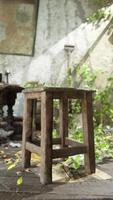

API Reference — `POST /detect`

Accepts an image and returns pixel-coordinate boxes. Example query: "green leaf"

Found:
[17,176,23,185]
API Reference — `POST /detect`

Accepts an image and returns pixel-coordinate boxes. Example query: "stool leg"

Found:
[82,92,95,174]
[22,97,32,168]
[59,97,68,147]
[40,92,53,184]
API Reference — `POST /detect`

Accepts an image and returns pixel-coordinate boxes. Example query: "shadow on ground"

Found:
[1,144,113,199]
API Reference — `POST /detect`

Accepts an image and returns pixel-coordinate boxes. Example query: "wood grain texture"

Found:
[26,141,41,155]
[52,146,87,159]
[40,91,53,184]
[22,87,95,184]
[82,91,95,174]
[22,96,32,168]
[59,96,68,147]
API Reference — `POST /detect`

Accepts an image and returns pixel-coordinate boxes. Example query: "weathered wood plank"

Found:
[52,146,87,159]
[59,97,68,147]
[22,88,95,184]
[24,87,94,99]
[26,141,41,155]
[31,137,61,146]
[22,96,32,168]
[32,99,37,133]
[23,90,41,99]
[52,137,61,145]
[65,138,86,147]
[24,87,93,93]
[52,91,84,99]
[82,91,95,174]
[40,91,53,184]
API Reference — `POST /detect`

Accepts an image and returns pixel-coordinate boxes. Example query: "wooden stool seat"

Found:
[22,87,95,184]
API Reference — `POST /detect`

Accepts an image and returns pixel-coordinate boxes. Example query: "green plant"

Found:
[64,64,97,89]
[24,81,45,89]
[64,155,82,171]
[94,124,113,161]
[94,76,113,125]
[61,64,113,173]
[87,9,108,23]
[92,0,113,6]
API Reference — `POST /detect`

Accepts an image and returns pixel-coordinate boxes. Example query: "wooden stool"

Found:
[22,87,95,184]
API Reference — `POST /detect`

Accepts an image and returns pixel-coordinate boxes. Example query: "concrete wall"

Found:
[0,0,37,55]
[0,0,113,115]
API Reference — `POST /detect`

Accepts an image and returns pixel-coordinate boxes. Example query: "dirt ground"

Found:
[0,142,113,200]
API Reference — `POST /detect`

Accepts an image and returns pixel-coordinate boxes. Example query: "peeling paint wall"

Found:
[0,0,37,55]
[0,0,113,115]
